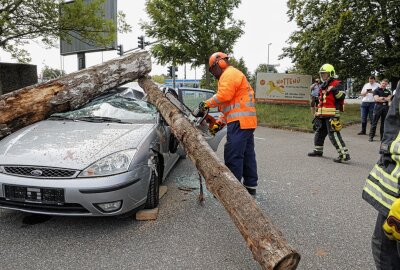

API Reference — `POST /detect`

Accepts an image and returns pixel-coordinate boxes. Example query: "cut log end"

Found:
[274,253,301,270]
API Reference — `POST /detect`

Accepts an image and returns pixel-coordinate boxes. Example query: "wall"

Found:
[0,63,38,95]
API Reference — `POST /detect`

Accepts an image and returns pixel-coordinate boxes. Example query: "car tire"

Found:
[144,169,160,209]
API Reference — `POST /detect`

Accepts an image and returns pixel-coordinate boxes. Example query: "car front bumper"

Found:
[0,165,152,216]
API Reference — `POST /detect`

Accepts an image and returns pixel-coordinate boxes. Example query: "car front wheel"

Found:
[144,169,160,209]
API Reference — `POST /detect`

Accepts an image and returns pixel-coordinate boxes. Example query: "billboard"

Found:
[60,0,117,56]
[255,73,312,104]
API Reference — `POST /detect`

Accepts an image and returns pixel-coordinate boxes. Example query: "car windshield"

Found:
[50,88,157,124]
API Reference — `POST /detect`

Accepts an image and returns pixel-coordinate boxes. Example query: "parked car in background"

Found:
[0,82,226,217]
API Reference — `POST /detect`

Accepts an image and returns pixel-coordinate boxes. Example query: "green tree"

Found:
[281,0,400,89]
[41,65,66,81]
[249,63,278,88]
[141,0,244,87]
[0,0,131,63]
[151,74,165,85]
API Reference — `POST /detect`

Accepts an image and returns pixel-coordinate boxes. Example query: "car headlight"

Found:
[78,149,137,177]
[0,166,4,174]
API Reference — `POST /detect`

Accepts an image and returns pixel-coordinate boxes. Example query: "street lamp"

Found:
[267,43,272,73]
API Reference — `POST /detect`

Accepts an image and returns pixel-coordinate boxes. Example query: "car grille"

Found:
[0,199,89,214]
[3,166,78,178]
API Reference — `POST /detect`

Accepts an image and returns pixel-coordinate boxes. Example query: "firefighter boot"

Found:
[333,154,351,163]
[307,151,323,157]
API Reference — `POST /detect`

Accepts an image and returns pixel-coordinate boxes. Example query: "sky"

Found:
[0,1,297,80]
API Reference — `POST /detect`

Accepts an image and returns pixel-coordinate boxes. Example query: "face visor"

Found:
[208,59,225,79]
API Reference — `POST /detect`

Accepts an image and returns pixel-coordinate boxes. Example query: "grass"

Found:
[256,103,361,132]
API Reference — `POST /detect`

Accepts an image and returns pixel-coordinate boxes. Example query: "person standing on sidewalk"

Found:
[358,75,380,135]
[369,79,392,142]
[201,52,258,196]
[310,78,321,115]
[307,63,350,163]
[362,87,400,269]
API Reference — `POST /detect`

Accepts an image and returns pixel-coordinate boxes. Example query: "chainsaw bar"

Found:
[165,92,198,123]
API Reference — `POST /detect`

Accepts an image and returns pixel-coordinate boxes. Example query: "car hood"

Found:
[0,120,155,170]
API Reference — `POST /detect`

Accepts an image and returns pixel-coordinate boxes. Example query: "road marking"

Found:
[254,137,266,140]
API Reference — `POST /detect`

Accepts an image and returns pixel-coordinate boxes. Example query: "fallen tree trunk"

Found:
[0,51,151,140]
[139,77,300,270]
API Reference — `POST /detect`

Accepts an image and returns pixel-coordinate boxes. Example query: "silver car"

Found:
[0,82,226,216]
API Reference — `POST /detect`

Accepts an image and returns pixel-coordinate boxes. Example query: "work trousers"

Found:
[370,104,389,141]
[372,213,400,270]
[360,102,375,133]
[224,121,258,188]
[313,117,349,158]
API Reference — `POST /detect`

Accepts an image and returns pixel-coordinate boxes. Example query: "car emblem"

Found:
[30,169,43,176]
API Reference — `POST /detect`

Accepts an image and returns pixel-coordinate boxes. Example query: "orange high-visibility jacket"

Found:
[205,66,257,129]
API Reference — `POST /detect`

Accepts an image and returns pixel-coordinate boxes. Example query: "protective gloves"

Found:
[198,101,209,111]
[329,117,342,132]
[383,198,400,241]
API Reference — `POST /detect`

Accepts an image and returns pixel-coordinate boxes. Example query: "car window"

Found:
[51,89,157,124]
[180,89,218,113]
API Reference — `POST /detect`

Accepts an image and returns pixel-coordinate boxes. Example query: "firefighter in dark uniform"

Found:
[307,64,350,163]
[362,82,400,269]
[369,79,392,142]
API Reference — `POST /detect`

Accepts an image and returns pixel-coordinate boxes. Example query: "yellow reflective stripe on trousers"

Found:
[226,111,257,121]
[333,132,346,156]
[370,164,399,193]
[364,179,397,210]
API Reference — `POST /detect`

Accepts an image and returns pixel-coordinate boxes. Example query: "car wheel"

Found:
[144,169,160,209]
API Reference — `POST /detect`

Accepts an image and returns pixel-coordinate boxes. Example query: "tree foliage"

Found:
[0,0,131,63]
[281,0,400,89]
[41,65,66,81]
[249,63,278,88]
[141,0,244,87]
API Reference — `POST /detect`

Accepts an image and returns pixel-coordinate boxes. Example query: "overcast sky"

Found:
[0,1,297,79]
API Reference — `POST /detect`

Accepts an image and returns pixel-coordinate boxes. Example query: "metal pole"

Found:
[267,43,272,73]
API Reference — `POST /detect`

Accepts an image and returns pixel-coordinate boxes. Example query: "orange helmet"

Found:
[209,52,229,69]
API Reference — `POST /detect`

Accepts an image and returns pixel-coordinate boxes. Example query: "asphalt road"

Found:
[0,123,381,270]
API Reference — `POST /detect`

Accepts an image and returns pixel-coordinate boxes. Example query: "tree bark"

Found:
[138,77,301,270]
[0,51,151,140]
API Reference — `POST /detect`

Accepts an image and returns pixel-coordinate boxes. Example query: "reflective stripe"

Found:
[391,134,400,162]
[226,111,257,120]
[390,133,400,178]
[335,91,345,99]
[333,132,346,156]
[212,95,222,105]
[364,179,397,210]
[222,102,255,114]
[222,103,240,113]
[370,164,399,193]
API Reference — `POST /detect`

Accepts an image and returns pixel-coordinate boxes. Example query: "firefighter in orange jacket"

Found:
[201,52,258,196]
[308,64,350,163]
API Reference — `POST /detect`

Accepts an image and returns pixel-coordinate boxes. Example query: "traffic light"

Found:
[138,36,145,49]
[167,66,173,77]
[117,44,124,56]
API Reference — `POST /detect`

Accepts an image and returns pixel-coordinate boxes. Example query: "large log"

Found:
[138,77,300,270]
[0,51,151,140]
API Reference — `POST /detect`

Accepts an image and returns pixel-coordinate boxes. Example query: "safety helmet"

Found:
[209,52,229,70]
[319,64,336,78]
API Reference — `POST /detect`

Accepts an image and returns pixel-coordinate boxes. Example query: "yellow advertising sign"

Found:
[255,73,312,104]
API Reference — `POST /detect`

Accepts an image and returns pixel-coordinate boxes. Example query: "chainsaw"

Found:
[164,89,225,136]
